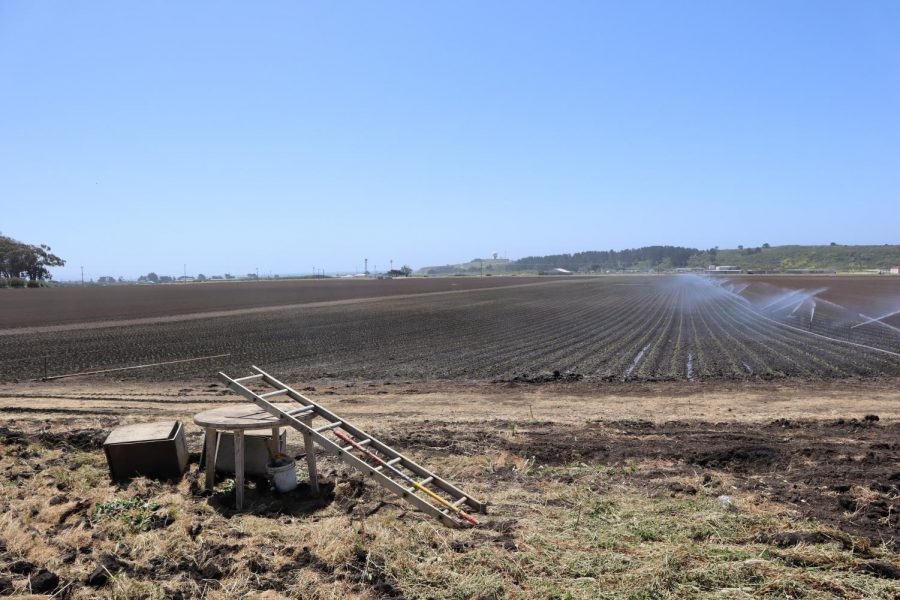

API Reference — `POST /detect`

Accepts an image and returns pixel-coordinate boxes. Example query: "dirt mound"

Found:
[508,370,584,384]
[0,426,107,450]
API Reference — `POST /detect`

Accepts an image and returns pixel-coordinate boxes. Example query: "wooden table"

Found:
[194,403,318,509]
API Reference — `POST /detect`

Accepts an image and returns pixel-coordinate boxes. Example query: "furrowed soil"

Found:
[2,275,899,383]
[1,275,899,597]
[0,276,554,329]
[0,379,898,598]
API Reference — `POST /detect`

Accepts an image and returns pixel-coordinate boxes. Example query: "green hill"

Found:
[419,245,900,274]
[418,258,513,275]
[687,244,900,271]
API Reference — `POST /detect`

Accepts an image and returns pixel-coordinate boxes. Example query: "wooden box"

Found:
[103,421,188,482]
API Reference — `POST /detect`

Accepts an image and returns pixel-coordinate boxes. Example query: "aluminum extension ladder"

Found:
[219,366,486,528]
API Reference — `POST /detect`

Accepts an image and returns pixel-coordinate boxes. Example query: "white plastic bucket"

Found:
[266,459,298,493]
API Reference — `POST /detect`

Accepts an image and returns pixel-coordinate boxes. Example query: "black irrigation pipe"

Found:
[34,353,231,381]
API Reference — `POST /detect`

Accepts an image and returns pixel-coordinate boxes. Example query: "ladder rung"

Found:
[287,406,314,417]
[234,374,264,383]
[314,421,342,433]
[441,500,465,514]
[259,389,288,399]
[374,457,402,472]
[341,439,371,451]
[419,476,434,486]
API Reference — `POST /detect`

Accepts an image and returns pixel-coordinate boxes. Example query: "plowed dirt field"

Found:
[1,275,899,383]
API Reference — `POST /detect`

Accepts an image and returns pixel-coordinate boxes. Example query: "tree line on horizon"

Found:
[510,246,700,271]
[428,243,899,273]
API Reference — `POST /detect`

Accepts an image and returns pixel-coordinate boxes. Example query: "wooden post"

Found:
[204,428,218,490]
[270,426,281,454]
[302,416,319,495]
[234,430,245,510]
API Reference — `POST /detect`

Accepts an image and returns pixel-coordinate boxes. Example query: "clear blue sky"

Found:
[1,2,898,279]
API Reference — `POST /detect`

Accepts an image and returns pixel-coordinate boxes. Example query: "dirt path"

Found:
[2,377,898,424]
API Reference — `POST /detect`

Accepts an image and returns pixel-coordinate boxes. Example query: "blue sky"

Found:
[1,2,898,279]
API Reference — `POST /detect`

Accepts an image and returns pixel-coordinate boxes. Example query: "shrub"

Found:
[8,277,26,288]
[26,279,40,288]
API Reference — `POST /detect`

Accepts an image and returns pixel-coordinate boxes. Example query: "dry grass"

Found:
[0,379,898,597]
[1,435,897,599]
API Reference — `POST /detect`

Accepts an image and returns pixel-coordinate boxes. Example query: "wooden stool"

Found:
[193,404,319,509]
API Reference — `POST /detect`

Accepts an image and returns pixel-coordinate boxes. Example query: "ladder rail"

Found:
[250,366,486,513]
[334,429,478,525]
[218,371,471,528]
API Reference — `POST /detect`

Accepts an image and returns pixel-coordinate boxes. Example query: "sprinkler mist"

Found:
[625,344,649,378]
[852,308,900,331]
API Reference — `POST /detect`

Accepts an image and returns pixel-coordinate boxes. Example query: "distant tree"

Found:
[225,273,235,280]
[0,234,65,281]
[400,265,413,277]
[197,274,207,282]
[737,245,744,250]
[830,242,837,246]
[762,242,770,249]
[146,272,159,283]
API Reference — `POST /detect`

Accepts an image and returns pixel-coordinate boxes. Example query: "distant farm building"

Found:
[891,266,900,275]
[553,268,574,274]
[706,266,742,274]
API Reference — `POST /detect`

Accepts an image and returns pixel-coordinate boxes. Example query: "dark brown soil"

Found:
[382,417,900,544]
[3,276,899,383]
[0,276,554,329]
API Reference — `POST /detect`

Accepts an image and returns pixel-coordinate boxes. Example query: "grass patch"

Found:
[94,497,163,533]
